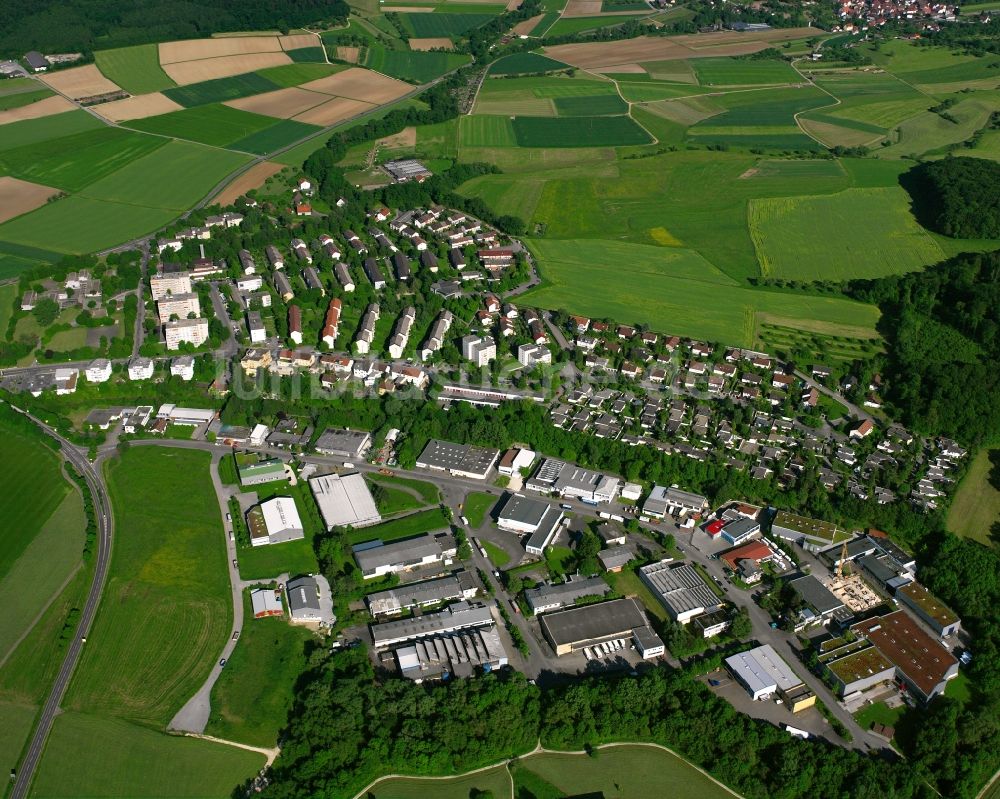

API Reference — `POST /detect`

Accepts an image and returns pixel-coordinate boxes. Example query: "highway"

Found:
[8,408,114,799]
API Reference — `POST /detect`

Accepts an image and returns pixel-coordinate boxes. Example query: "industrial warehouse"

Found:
[539,598,664,659]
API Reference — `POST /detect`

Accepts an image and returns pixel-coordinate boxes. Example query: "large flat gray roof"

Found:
[314,428,371,457]
[540,597,648,647]
[525,576,610,612]
[639,561,719,618]
[790,574,845,615]
[498,493,549,526]
[725,644,803,695]
[416,439,499,476]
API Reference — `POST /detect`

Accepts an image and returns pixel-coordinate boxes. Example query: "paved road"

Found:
[9,408,114,799]
[208,282,239,358]
[794,369,872,422]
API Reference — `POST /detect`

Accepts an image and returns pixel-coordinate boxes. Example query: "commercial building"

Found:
[235,452,287,486]
[371,601,493,648]
[366,571,477,616]
[721,516,761,545]
[395,626,508,682]
[789,575,852,628]
[498,447,536,477]
[416,439,499,480]
[851,610,960,701]
[313,428,372,460]
[818,639,896,697]
[526,458,620,504]
[639,560,720,624]
[598,546,634,573]
[539,597,663,658]
[155,404,215,426]
[895,583,961,637]
[286,575,335,627]
[309,472,382,530]
[772,511,847,549]
[247,497,305,546]
[720,540,776,572]
[642,486,707,518]
[383,159,432,182]
[250,588,283,618]
[353,534,449,580]
[496,493,564,555]
[164,318,209,350]
[725,644,816,712]
[525,576,610,615]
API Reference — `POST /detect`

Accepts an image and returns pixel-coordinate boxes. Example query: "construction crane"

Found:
[836,540,849,579]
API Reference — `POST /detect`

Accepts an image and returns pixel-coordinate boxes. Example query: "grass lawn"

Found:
[947,450,1000,546]
[520,744,736,798]
[0,282,16,332]
[348,507,451,545]
[748,187,945,281]
[94,44,176,94]
[463,491,496,527]
[482,539,511,568]
[32,711,264,798]
[369,765,512,799]
[66,447,232,726]
[545,545,575,576]
[945,671,973,704]
[605,565,669,621]
[372,480,426,515]
[854,700,906,732]
[370,474,440,506]
[206,592,314,747]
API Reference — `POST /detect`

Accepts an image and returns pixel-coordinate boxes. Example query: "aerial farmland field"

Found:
[65,447,231,727]
[489,52,570,75]
[512,115,651,146]
[691,56,801,86]
[364,46,470,82]
[126,103,280,147]
[460,114,517,146]
[33,711,264,799]
[94,43,177,94]
[749,186,945,281]
[397,12,497,37]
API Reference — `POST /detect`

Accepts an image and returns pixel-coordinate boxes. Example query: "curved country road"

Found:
[8,406,114,799]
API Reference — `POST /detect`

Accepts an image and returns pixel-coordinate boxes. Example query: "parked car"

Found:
[219,658,227,667]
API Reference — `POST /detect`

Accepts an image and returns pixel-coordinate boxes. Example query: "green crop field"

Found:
[0,88,53,111]
[460,114,517,146]
[0,195,178,254]
[0,427,68,583]
[513,115,651,146]
[947,450,1000,547]
[94,44,176,94]
[692,57,801,86]
[520,238,879,346]
[554,93,628,116]
[206,593,314,747]
[126,103,280,148]
[0,126,167,192]
[544,15,647,37]
[163,71,282,108]
[749,186,945,280]
[364,45,470,83]
[287,46,328,63]
[229,118,322,154]
[397,12,497,38]
[256,62,346,87]
[33,711,264,798]
[65,447,232,726]
[489,52,569,75]
[530,11,560,35]
[618,81,705,102]
[691,86,829,127]
[75,139,249,210]
[0,110,104,152]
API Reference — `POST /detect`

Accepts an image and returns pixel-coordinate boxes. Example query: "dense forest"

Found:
[847,249,1000,445]
[0,0,348,57]
[905,157,1000,239]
